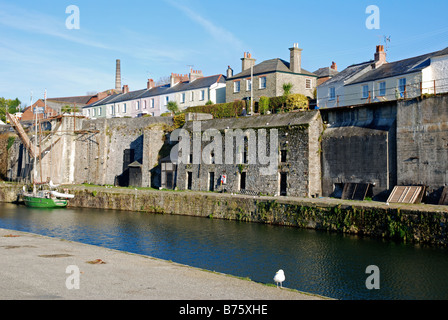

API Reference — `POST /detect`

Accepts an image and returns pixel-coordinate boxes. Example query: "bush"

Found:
[286,94,309,111]
[185,100,247,118]
[173,113,185,128]
[259,96,270,114]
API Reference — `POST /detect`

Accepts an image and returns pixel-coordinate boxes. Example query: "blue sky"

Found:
[1,0,448,107]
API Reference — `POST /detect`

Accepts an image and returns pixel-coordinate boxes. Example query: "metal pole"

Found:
[250,64,254,115]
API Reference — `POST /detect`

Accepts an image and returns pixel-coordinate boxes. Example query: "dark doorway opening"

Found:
[187,172,193,190]
[280,173,287,196]
[240,172,246,190]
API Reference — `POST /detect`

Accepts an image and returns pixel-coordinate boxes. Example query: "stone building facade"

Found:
[174,111,323,198]
[225,45,318,106]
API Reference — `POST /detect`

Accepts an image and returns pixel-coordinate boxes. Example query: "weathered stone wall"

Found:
[176,111,322,197]
[3,183,445,246]
[74,116,173,187]
[397,95,448,203]
[320,102,397,200]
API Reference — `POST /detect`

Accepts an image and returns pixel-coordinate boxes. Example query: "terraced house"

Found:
[225,44,318,106]
[317,45,448,108]
[83,71,226,119]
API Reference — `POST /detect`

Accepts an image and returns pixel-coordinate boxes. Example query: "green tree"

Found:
[0,97,21,122]
[166,101,179,115]
[282,82,293,96]
[281,83,293,111]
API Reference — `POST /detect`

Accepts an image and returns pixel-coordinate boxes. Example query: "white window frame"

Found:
[362,85,369,99]
[200,90,205,101]
[122,103,127,113]
[165,96,169,105]
[329,87,335,100]
[151,99,155,108]
[136,101,140,111]
[306,78,312,89]
[180,92,186,103]
[246,79,252,91]
[259,76,267,89]
[378,81,386,96]
[399,78,406,96]
[190,91,194,102]
[234,81,241,93]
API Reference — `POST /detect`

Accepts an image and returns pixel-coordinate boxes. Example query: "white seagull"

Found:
[274,269,285,288]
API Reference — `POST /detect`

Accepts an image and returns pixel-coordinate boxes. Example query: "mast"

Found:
[32,92,37,195]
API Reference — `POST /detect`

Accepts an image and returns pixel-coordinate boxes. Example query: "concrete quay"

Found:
[0,228,328,301]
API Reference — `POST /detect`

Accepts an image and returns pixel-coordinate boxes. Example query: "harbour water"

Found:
[0,202,447,300]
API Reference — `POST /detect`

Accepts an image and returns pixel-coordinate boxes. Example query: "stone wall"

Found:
[2,183,446,246]
[320,102,397,200]
[397,95,448,203]
[175,111,323,197]
[74,116,173,187]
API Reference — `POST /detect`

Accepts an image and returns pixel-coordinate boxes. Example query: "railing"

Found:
[318,77,448,108]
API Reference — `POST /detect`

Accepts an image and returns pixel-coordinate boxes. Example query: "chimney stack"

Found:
[189,69,204,82]
[147,79,155,90]
[374,45,386,68]
[122,85,129,94]
[170,73,189,87]
[289,43,302,73]
[227,66,233,78]
[115,59,122,92]
[331,61,337,71]
[241,52,256,71]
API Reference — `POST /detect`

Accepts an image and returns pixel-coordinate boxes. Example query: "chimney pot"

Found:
[331,61,337,71]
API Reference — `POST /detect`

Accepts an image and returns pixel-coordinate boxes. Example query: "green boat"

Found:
[23,190,69,208]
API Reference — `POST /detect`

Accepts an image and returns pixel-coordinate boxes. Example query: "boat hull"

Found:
[23,196,68,208]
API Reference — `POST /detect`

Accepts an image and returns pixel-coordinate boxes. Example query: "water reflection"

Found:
[0,203,447,300]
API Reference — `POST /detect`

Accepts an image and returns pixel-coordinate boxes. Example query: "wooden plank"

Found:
[438,187,448,205]
[387,186,424,204]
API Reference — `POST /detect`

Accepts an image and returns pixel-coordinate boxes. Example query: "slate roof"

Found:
[321,61,373,86]
[313,67,339,78]
[84,75,225,108]
[347,46,448,85]
[229,58,317,80]
[349,53,432,85]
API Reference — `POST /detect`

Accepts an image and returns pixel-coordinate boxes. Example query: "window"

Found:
[280,150,287,163]
[190,91,194,102]
[399,78,406,96]
[151,99,154,108]
[180,93,185,103]
[329,87,335,100]
[136,101,140,111]
[97,108,101,116]
[165,96,169,105]
[92,109,96,117]
[306,78,312,89]
[378,81,386,96]
[362,85,369,99]
[122,103,127,113]
[200,90,205,101]
[246,79,252,91]
[110,106,114,115]
[259,76,267,89]
[234,81,241,93]
[143,100,147,109]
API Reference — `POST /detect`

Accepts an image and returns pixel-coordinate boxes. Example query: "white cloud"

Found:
[164,0,245,51]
